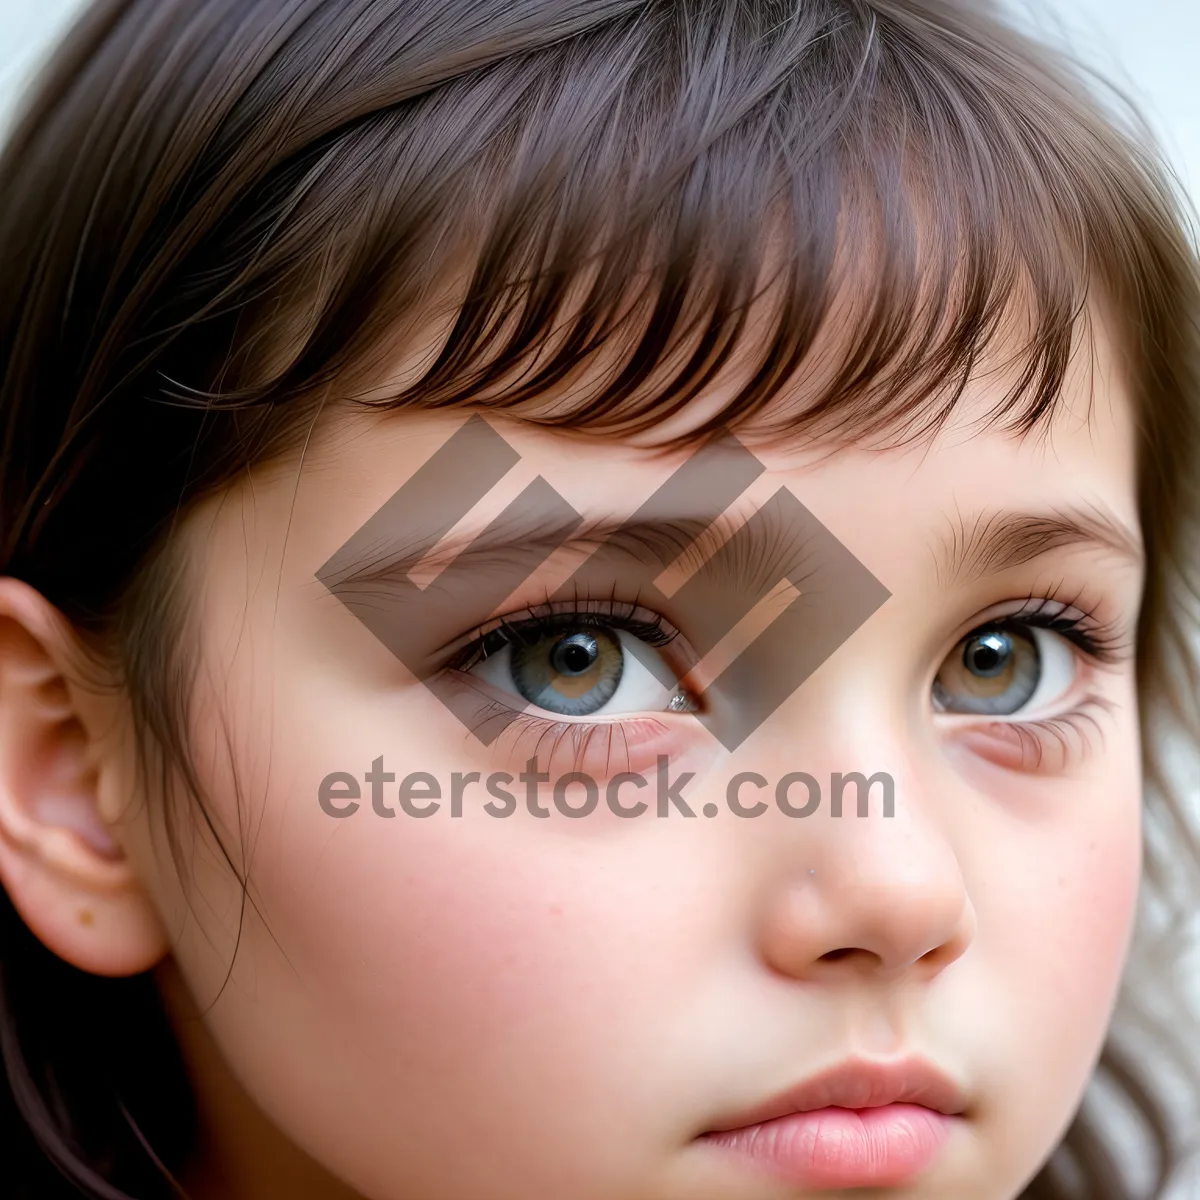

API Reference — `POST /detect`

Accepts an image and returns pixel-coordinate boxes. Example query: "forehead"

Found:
[302,300,1137,523]
[748,307,1137,519]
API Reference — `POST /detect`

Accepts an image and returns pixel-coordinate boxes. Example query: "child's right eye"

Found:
[458,606,699,721]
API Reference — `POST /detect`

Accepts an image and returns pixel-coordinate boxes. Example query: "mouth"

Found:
[697,1056,969,1191]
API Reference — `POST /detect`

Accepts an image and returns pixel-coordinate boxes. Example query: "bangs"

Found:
[163,0,1174,454]
[41,0,1180,476]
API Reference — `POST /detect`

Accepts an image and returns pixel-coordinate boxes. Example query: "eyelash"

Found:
[446,596,680,674]
[985,697,1119,772]
[979,587,1130,666]
[441,584,1131,767]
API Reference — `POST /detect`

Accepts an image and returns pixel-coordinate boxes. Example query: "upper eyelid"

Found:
[979,600,1132,664]
[443,599,685,670]
[956,579,1131,639]
[451,592,1131,655]
[445,584,1133,687]
[454,598,680,646]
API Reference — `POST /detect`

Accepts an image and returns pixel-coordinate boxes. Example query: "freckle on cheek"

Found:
[78,910,94,926]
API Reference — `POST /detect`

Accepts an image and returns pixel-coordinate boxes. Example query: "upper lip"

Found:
[705,1057,968,1133]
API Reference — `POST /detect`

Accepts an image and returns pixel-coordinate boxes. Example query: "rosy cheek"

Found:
[941,711,1142,1076]
[1025,808,1140,999]
[281,832,564,1034]
[261,810,671,1092]
[1031,837,1140,1071]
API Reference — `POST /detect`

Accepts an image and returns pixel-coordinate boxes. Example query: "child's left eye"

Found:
[932,622,1076,717]
[464,613,693,719]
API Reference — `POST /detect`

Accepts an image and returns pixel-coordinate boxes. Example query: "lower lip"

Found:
[700,1104,957,1190]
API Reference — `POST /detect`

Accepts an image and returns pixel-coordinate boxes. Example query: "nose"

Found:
[757,762,976,983]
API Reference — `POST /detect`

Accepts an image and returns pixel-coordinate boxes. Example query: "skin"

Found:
[0,312,1144,1200]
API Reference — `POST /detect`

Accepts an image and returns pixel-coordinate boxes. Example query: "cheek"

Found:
[942,675,1144,1019]
[161,669,726,1199]
[993,803,1140,1048]
[964,716,1143,1172]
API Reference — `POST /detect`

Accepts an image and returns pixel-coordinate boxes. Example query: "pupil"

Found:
[551,632,598,676]
[966,631,1010,677]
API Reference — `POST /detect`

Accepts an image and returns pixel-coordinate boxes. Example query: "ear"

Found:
[0,576,169,976]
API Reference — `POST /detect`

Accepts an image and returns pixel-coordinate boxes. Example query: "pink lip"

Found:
[698,1057,968,1191]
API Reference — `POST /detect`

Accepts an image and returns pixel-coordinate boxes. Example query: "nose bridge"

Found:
[753,694,976,979]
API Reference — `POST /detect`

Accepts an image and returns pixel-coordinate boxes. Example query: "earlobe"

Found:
[0,577,169,977]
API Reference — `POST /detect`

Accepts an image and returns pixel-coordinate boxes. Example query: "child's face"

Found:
[116,319,1142,1199]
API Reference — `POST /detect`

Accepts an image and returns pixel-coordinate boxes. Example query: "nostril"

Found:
[819,947,858,962]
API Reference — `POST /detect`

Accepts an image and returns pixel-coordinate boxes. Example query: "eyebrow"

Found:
[319,508,814,596]
[320,496,1142,603]
[932,503,1144,588]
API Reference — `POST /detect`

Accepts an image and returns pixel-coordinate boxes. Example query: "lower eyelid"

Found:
[436,669,689,777]
[949,699,1115,773]
[447,665,679,726]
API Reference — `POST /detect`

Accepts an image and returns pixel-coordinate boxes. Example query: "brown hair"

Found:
[1,0,1198,1196]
